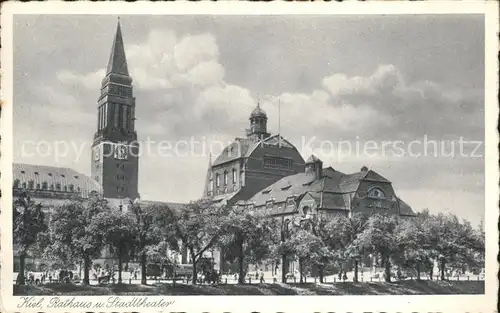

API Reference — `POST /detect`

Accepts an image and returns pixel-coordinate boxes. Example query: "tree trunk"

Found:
[17,253,26,285]
[140,252,147,285]
[416,263,421,280]
[281,254,287,283]
[83,255,91,285]
[384,257,391,283]
[190,249,197,285]
[319,266,324,283]
[237,236,245,284]
[440,259,446,281]
[429,267,433,280]
[299,258,304,284]
[118,254,123,284]
[354,260,359,282]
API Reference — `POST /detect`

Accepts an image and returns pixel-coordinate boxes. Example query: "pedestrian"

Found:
[343,272,347,282]
[260,270,265,283]
[255,271,259,280]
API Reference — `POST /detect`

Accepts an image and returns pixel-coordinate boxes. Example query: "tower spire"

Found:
[106,19,129,76]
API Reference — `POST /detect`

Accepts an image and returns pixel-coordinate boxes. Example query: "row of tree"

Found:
[13,191,484,285]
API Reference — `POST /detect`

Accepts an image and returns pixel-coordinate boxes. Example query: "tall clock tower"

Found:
[91,20,140,200]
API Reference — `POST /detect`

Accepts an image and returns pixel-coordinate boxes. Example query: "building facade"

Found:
[13,21,414,275]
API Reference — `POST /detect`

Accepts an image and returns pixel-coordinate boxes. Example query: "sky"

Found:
[13,14,485,226]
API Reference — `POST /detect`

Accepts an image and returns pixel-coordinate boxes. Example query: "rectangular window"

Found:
[224,171,228,185]
[42,182,48,190]
[98,107,102,130]
[240,171,245,187]
[263,156,292,170]
[104,103,108,128]
[123,106,128,130]
[216,173,220,188]
[56,183,61,191]
[232,169,237,184]
[113,103,119,127]
[28,180,34,189]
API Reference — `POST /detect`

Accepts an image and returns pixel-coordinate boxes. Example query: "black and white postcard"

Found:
[1,2,498,312]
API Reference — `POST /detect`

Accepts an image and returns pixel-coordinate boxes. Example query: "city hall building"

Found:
[13,21,414,274]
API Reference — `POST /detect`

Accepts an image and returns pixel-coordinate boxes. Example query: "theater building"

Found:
[13,21,414,275]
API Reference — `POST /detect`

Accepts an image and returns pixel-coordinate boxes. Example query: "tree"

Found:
[89,208,138,284]
[166,200,225,284]
[286,225,329,283]
[394,213,433,280]
[13,192,47,285]
[129,201,177,285]
[222,208,278,284]
[354,214,398,282]
[319,213,367,283]
[45,193,107,285]
[422,213,476,280]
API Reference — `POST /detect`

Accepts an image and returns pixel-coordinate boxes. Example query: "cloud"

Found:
[57,69,106,90]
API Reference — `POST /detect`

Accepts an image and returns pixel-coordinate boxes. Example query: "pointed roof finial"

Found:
[106,18,129,76]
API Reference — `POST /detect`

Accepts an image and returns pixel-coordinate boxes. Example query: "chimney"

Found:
[305,155,323,180]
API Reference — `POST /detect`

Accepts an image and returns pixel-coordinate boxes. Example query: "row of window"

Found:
[13,179,81,193]
[263,156,293,170]
[208,169,244,195]
[18,170,78,179]
[97,102,132,131]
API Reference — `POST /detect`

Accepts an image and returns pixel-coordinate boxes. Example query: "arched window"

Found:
[69,184,74,192]
[42,181,48,190]
[215,173,220,188]
[368,187,385,198]
[56,183,61,191]
[302,206,310,217]
[13,179,20,189]
[63,185,67,192]
[22,182,27,189]
[50,184,54,191]
[232,169,237,184]
[223,171,228,186]
[28,180,34,189]
[36,183,40,189]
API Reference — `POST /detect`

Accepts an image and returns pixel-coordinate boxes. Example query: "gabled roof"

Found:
[106,20,129,76]
[306,154,322,163]
[397,197,416,216]
[250,172,319,207]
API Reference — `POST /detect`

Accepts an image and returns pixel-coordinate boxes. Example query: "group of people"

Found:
[232,269,266,283]
[18,269,75,285]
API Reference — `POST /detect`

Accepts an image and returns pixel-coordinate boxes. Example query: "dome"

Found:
[250,103,267,118]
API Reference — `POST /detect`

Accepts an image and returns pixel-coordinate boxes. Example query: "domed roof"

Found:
[250,103,267,118]
[13,163,103,198]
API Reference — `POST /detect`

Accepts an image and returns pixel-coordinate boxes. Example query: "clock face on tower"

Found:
[114,144,128,160]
